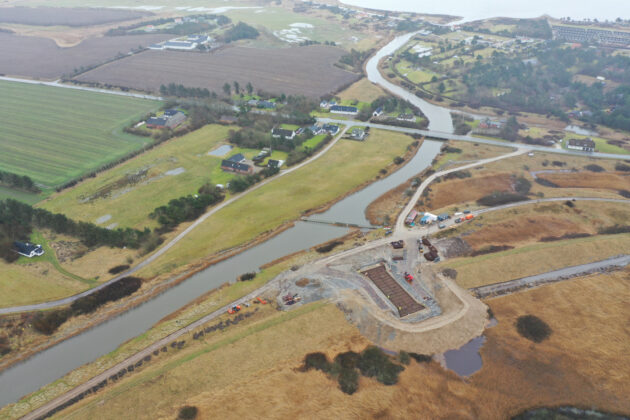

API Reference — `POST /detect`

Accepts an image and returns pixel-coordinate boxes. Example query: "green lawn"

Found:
[0,80,160,188]
[301,134,327,149]
[43,125,233,230]
[0,185,43,205]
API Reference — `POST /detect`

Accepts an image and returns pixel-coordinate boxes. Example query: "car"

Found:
[454,218,462,223]
[463,210,471,214]
[438,223,446,229]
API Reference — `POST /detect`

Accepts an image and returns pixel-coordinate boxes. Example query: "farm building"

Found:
[330,105,358,114]
[272,127,296,139]
[268,159,284,168]
[146,110,186,129]
[567,138,595,152]
[221,153,253,174]
[13,241,44,258]
[163,40,197,50]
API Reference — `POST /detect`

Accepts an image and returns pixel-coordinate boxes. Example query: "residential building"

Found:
[13,241,44,258]
[372,106,383,117]
[330,105,358,114]
[272,128,296,139]
[350,128,367,141]
[567,138,595,152]
[268,159,284,168]
[163,40,197,50]
[396,113,415,122]
[221,153,252,174]
[146,110,186,129]
[322,124,339,135]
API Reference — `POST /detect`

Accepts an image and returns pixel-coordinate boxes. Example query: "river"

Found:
[0,143,444,405]
[340,0,628,22]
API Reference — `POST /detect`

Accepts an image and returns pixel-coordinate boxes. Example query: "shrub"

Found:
[470,245,514,256]
[71,277,142,315]
[618,190,630,198]
[316,241,343,253]
[334,351,360,369]
[32,309,72,335]
[337,367,359,395]
[177,406,198,420]
[516,315,551,343]
[513,177,532,194]
[0,335,10,356]
[441,268,458,279]
[304,352,331,372]
[598,224,630,235]
[535,177,558,188]
[477,192,528,207]
[615,163,630,172]
[357,346,404,385]
[398,351,410,365]
[564,200,575,207]
[393,156,404,165]
[239,272,256,281]
[551,160,566,167]
[584,164,605,172]
[108,264,130,275]
[408,353,432,363]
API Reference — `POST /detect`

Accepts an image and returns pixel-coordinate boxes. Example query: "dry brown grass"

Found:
[539,171,630,191]
[337,77,387,103]
[425,172,513,210]
[59,270,630,420]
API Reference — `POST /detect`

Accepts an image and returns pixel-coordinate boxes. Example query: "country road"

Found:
[471,254,630,298]
[316,117,630,160]
[0,126,348,315]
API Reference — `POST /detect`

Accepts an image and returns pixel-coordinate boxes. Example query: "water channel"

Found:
[0,31,457,408]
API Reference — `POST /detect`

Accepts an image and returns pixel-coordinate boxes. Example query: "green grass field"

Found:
[0,80,160,188]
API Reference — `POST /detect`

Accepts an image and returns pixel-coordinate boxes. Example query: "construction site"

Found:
[272,233,488,354]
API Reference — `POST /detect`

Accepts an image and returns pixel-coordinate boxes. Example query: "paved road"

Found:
[0,76,163,101]
[0,126,349,315]
[316,117,630,160]
[471,254,630,298]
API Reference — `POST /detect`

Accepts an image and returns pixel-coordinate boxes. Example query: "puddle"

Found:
[95,214,111,224]
[440,336,485,377]
[165,167,186,176]
[565,125,597,136]
[208,144,233,157]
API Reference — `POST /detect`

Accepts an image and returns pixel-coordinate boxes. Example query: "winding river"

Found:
[0,32,451,407]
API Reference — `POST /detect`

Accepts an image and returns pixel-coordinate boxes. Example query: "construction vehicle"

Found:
[455,218,462,223]
[404,272,414,283]
[390,240,405,249]
[227,305,241,314]
[465,214,475,221]
[255,297,267,304]
[283,293,302,305]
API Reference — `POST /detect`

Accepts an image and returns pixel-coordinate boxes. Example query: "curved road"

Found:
[0,126,349,315]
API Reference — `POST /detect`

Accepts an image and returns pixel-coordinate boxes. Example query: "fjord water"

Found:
[340,0,628,22]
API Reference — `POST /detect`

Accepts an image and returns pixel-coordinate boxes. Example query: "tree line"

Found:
[150,183,225,230]
[0,170,40,193]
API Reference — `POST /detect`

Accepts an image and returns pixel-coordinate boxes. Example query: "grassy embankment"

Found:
[29,268,630,420]
[136,128,414,279]
[0,80,159,190]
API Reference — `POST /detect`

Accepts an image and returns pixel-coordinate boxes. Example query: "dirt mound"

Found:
[435,237,472,258]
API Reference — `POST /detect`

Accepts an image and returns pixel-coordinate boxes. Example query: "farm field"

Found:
[137,128,415,278]
[337,77,387,103]
[74,45,361,98]
[42,125,234,230]
[37,268,630,420]
[0,80,159,188]
[0,32,171,79]
[0,6,151,26]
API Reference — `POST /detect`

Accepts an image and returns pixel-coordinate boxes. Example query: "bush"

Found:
[239,272,256,281]
[477,192,528,207]
[516,315,551,343]
[357,346,404,385]
[71,277,142,315]
[615,163,630,172]
[513,177,532,195]
[334,351,360,369]
[316,241,343,253]
[177,406,199,420]
[618,190,630,198]
[398,351,410,365]
[304,352,331,372]
[584,164,605,172]
[598,224,630,235]
[393,156,404,165]
[222,22,259,43]
[32,309,72,335]
[0,335,11,356]
[108,264,130,275]
[408,353,432,363]
[470,245,514,256]
[441,268,458,279]
[535,177,559,188]
[337,367,359,395]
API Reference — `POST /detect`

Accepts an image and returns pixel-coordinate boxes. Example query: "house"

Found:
[396,113,415,122]
[268,159,284,168]
[307,125,322,135]
[478,118,502,129]
[350,128,367,141]
[272,128,296,139]
[187,35,210,44]
[257,100,276,109]
[13,241,44,258]
[163,40,198,50]
[221,153,252,174]
[567,138,595,152]
[319,100,329,108]
[322,124,339,135]
[146,110,186,129]
[219,115,238,124]
[372,106,383,117]
[330,105,358,114]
